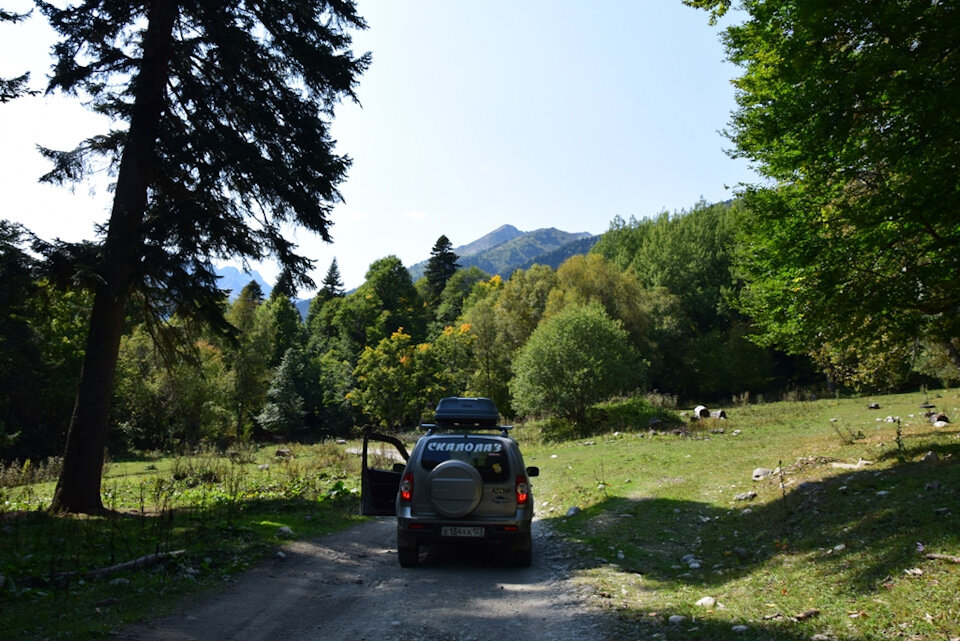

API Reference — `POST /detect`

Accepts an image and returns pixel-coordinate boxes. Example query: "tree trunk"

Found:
[49,0,177,514]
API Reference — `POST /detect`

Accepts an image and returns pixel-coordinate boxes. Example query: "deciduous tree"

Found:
[688,0,960,385]
[510,304,638,427]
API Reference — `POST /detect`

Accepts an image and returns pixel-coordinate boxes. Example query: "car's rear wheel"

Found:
[398,543,419,568]
[513,531,532,567]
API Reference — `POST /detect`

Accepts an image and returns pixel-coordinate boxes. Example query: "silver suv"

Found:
[361,397,539,567]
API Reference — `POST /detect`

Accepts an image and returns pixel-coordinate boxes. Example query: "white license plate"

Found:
[441,526,485,538]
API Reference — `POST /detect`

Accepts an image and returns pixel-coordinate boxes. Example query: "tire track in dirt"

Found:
[118,518,619,641]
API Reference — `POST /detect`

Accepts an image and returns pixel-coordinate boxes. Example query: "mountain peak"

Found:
[408,225,596,281]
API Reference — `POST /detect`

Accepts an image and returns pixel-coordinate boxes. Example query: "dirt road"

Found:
[118,517,619,641]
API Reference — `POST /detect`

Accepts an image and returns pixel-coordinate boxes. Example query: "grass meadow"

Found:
[2,387,958,640]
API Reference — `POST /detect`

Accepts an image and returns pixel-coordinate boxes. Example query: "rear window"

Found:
[420,437,510,482]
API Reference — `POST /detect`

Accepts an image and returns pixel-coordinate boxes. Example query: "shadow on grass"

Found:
[543,442,960,639]
[0,493,361,593]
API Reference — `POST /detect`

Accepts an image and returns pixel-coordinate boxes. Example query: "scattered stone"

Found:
[934,507,950,516]
[833,544,846,552]
[275,448,293,458]
[904,567,923,576]
[109,577,130,587]
[732,429,742,436]
[876,490,890,497]
[258,463,270,471]
[926,480,942,491]
[277,526,295,539]
[922,451,939,463]
[732,624,748,633]
[794,608,820,621]
[752,468,774,481]
[734,491,758,502]
[811,635,835,641]
[740,508,753,515]
[274,551,287,561]
[831,458,873,470]
[920,402,936,409]
[550,454,558,459]
[668,615,687,625]
[681,554,702,569]
[885,415,900,423]
[335,438,347,445]
[934,420,949,428]
[867,402,881,409]
[696,596,716,608]
[829,418,839,422]
[566,506,582,517]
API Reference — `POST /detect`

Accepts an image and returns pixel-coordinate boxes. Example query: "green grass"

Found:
[524,388,960,640]
[2,389,958,640]
[1,442,364,640]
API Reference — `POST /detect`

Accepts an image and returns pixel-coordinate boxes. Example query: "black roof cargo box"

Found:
[434,397,499,427]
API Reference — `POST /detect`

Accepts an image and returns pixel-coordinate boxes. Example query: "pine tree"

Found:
[31,0,368,513]
[257,348,305,438]
[424,235,460,306]
[0,10,35,102]
[321,258,345,299]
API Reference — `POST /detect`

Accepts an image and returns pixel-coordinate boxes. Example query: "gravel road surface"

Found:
[118,517,620,641]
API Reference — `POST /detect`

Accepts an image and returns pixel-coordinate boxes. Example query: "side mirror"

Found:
[392,462,406,474]
[526,466,539,478]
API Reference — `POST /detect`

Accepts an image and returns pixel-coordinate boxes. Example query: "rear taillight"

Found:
[515,475,529,506]
[400,473,414,503]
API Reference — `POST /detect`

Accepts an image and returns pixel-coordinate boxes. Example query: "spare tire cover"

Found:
[428,459,483,518]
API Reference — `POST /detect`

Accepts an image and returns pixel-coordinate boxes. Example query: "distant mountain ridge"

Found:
[408,225,594,281]
[216,265,271,299]
[216,224,598,319]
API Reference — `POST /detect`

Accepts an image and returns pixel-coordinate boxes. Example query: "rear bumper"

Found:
[397,517,531,548]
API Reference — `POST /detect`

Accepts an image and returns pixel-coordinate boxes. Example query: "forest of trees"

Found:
[1,0,957,514]
[12,194,951,466]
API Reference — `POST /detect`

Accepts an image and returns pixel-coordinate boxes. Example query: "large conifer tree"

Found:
[32,0,368,513]
[424,235,459,305]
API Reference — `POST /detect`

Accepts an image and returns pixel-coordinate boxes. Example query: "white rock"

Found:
[696,596,716,608]
[732,624,748,633]
[668,615,687,625]
[752,467,774,481]
[277,526,295,538]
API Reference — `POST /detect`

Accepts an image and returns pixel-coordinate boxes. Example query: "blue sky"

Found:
[0,1,753,291]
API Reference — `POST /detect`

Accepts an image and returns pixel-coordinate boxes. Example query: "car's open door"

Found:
[360,432,410,516]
